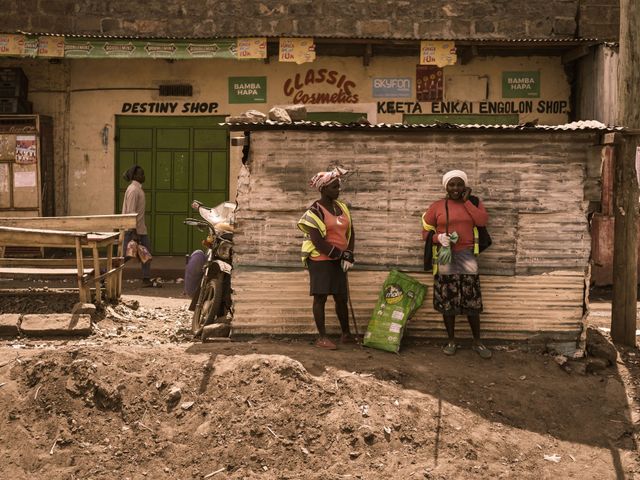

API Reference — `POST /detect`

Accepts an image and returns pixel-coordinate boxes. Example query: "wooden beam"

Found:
[611,135,639,345]
[611,0,639,347]
[561,45,591,65]
[459,45,478,65]
[363,43,372,67]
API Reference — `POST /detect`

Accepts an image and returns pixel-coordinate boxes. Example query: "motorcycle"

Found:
[184,200,236,340]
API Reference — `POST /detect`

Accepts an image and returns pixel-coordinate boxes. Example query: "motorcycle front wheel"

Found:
[191,272,225,335]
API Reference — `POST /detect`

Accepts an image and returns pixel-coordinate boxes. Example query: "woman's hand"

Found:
[462,187,472,202]
[437,233,451,247]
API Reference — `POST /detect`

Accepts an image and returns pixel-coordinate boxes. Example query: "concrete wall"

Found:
[0,0,613,40]
[0,53,571,216]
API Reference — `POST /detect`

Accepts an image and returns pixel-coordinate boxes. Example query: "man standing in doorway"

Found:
[122,165,161,288]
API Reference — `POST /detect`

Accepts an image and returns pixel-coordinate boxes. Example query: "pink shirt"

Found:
[312,203,350,261]
[422,199,488,252]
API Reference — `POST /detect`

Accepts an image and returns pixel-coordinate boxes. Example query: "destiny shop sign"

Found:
[121,102,219,113]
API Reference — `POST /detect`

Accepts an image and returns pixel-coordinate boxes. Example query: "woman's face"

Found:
[446,177,465,200]
[321,179,341,200]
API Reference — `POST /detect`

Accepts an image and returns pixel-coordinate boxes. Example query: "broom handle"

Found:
[345,272,359,337]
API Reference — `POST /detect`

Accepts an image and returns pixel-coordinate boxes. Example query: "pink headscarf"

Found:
[309,166,348,191]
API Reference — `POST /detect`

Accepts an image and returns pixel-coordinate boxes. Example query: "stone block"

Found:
[74,16,103,33]
[586,327,618,364]
[359,20,391,37]
[21,314,92,337]
[475,20,496,34]
[100,17,122,34]
[553,17,577,35]
[0,314,20,337]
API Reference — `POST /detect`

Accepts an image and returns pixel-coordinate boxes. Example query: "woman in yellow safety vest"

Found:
[421,169,492,359]
[297,167,356,350]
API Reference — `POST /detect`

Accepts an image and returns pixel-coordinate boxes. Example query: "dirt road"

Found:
[0,283,639,479]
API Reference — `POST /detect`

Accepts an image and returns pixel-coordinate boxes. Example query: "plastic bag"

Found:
[363,271,427,353]
[137,244,153,263]
[125,239,139,259]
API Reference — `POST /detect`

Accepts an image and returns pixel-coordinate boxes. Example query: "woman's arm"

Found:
[463,199,489,226]
[309,229,342,258]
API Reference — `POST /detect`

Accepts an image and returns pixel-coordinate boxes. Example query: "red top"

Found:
[312,203,350,261]
[422,199,488,252]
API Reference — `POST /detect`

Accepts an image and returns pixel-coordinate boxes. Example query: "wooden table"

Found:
[0,226,121,304]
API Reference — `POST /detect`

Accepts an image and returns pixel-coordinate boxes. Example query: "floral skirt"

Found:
[433,274,483,315]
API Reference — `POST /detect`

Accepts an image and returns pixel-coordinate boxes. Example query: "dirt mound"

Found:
[1,343,638,480]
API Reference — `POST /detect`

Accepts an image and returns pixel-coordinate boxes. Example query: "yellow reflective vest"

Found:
[297,200,352,266]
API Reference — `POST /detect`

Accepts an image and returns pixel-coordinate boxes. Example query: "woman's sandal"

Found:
[472,343,492,359]
[443,341,457,355]
[315,337,337,350]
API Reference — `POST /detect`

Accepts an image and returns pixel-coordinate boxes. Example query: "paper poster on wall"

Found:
[38,36,65,57]
[0,34,25,56]
[416,65,444,102]
[0,135,16,160]
[229,77,267,103]
[279,38,316,64]
[15,135,37,164]
[502,71,540,98]
[0,163,9,208]
[237,38,267,59]
[420,41,457,67]
[14,170,36,188]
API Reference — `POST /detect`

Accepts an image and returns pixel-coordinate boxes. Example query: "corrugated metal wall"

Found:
[231,128,600,341]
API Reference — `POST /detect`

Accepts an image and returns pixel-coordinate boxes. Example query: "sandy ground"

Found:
[0,281,639,479]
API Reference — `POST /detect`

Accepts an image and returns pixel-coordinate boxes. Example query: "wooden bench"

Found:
[0,214,137,303]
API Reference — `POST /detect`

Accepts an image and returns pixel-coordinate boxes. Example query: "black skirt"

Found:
[307,259,348,296]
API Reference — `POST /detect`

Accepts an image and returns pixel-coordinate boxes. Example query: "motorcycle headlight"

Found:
[217,241,232,260]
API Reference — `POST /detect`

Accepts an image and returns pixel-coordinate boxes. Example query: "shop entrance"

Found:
[115,116,229,256]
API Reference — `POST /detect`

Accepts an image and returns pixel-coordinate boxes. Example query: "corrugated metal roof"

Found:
[226,119,622,132]
[16,31,603,44]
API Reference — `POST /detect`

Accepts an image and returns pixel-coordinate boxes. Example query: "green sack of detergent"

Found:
[363,270,427,353]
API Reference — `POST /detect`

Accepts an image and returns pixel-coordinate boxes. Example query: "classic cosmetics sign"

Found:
[283,69,359,104]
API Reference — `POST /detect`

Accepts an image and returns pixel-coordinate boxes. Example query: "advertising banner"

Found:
[279,37,316,64]
[420,41,457,67]
[372,77,412,98]
[237,38,267,59]
[63,39,237,59]
[229,77,267,103]
[416,65,444,102]
[502,71,540,98]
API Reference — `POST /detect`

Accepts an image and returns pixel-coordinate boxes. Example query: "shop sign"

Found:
[420,41,457,67]
[120,102,219,114]
[237,38,267,59]
[416,65,443,102]
[502,71,540,98]
[283,69,358,104]
[279,38,316,64]
[377,100,569,116]
[372,77,412,98]
[229,77,267,103]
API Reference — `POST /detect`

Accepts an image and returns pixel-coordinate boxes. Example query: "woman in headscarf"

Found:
[421,170,491,359]
[297,167,356,350]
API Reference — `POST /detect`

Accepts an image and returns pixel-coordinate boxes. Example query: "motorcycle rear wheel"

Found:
[191,272,224,335]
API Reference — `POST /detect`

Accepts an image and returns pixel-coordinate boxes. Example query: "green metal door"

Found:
[115,116,229,255]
